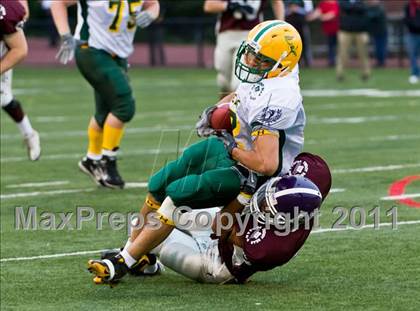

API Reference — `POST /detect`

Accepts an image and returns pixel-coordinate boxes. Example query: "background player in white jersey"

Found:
[1,0,41,161]
[87,20,305,285]
[51,0,160,189]
[204,0,285,98]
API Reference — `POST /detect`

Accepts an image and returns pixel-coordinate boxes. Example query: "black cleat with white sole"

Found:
[101,155,125,189]
[78,157,104,186]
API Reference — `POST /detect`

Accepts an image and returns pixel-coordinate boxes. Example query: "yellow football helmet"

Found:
[234,20,302,83]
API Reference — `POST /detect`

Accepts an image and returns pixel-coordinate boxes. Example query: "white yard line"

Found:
[6,181,69,188]
[311,220,420,234]
[302,89,420,97]
[311,115,398,124]
[0,125,193,140]
[2,133,419,163]
[0,182,148,200]
[1,164,418,199]
[1,148,184,163]
[1,220,419,263]
[330,188,345,193]
[0,188,94,200]
[332,163,420,174]
[381,193,420,201]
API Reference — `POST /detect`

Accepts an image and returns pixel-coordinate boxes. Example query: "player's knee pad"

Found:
[112,95,135,123]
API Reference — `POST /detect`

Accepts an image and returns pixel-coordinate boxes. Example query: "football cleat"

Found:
[24,130,41,161]
[100,249,163,276]
[87,254,129,287]
[78,157,104,186]
[101,155,125,189]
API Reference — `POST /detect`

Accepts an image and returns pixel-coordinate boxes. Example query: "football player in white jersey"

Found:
[87,20,304,286]
[51,0,160,189]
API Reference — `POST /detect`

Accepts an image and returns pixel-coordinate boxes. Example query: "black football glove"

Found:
[196,106,216,137]
[218,130,237,155]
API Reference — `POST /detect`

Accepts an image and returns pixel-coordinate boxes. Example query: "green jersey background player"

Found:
[51,0,160,189]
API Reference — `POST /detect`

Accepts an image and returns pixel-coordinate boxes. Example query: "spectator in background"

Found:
[307,0,339,67]
[367,0,388,68]
[203,0,285,99]
[404,0,420,84]
[40,0,59,47]
[336,0,370,81]
[285,0,314,67]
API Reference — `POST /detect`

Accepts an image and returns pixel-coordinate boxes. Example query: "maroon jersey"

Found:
[218,0,267,33]
[219,218,312,283]
[0,0,25,41]
[219,152,332,283]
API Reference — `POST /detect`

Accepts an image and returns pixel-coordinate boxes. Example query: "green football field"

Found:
[1,67,419,310]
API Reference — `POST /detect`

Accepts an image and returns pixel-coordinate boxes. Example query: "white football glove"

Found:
[136,11,155,28]
[196,106,217,137]
[56,33,76,65]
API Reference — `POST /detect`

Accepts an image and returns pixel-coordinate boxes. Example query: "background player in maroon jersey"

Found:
[203,0,285,98]
[1,0,41,161]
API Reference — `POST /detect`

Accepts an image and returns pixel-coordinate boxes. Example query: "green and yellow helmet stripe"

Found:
[252,20,286,43]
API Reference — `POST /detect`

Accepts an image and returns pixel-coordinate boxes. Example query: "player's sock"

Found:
[122,239,132,252]
[2,100,34,137]
[120,249,137,268]
[102,123,124,156]
[18,115,35,138]
[87,126,103,160]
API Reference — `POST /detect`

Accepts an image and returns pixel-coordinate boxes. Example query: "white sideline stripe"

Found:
[1,220,419,263]
[1,148,184,163]
[2,133,419,164]
[0,249,108,262]
[0,189,94,200]
[125,182,148,189]
[303,89,420,97]
[1,183,341,200]
[0,182,148,200]
[6,181,69,188]
[381,193,420,201]
[311,115,398,124]
[2,114,417,141]
[0,125,193,140]
[311,220,420,234]
[332,163,420,174]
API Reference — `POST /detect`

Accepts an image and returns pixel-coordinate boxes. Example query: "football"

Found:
[210,103,233,133]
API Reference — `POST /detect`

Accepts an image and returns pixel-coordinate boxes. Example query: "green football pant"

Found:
[148,137,241,209]
[75,45,135,126]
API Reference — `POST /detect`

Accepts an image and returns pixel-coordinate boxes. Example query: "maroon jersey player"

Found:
[218,152,332,283]
[1,0,40,160]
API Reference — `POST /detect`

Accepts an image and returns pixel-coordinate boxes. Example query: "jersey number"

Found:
[108,0,142,32]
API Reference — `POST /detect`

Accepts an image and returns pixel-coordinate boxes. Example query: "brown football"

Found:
[210,103,233,133]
